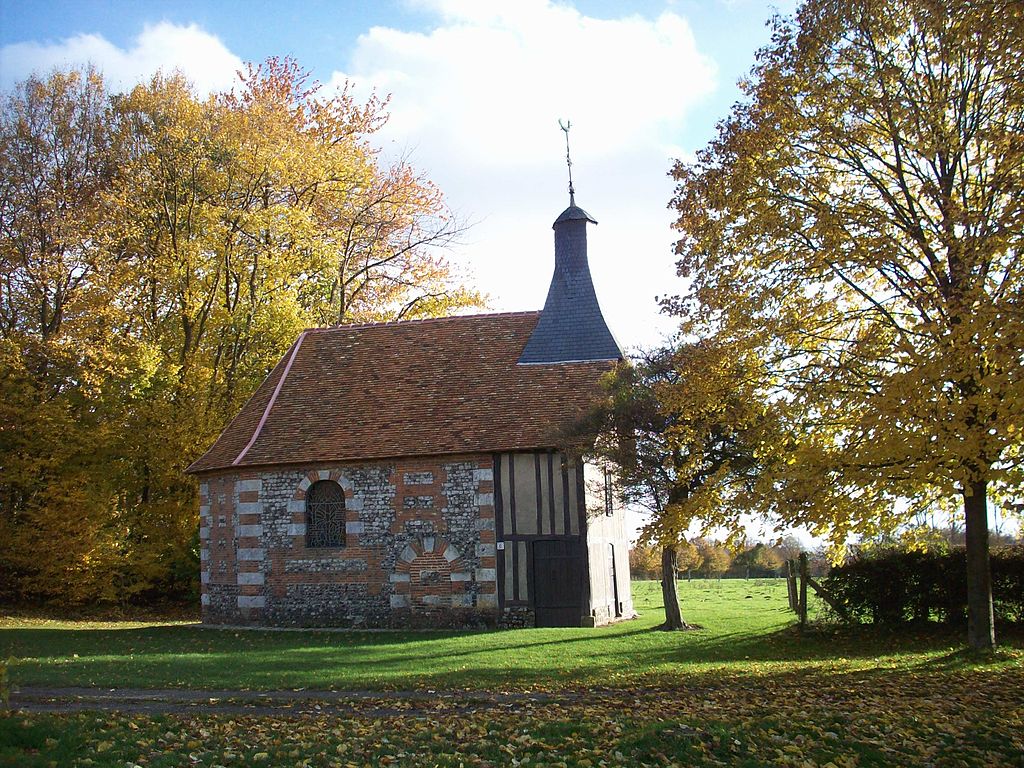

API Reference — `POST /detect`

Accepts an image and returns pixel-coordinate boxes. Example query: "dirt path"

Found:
[9,685,576,717]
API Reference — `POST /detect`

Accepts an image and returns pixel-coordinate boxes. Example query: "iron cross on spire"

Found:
[558,118,575,205]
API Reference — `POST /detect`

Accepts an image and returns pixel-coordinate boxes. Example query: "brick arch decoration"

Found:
[294,469,353,499]
[289,470,354,546]
[394,536,469,611]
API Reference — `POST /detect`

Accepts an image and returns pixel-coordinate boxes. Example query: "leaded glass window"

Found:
[306,480,345,548]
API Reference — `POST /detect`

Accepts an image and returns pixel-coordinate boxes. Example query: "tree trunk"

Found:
[964,479,995,650]
[660,546,689,630]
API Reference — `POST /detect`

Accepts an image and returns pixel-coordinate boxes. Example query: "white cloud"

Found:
[0,3,715,349]
[329,0,715,347]
[335,1,714,167]
[0,22,242,95]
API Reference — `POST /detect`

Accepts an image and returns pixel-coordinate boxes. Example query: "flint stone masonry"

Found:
[266,583,388,627]
[402,519,438,536]
[285,558,368,574]
[204,583,239,623]
[403,495,435,509]
[499,605,535,629]
[200,455,499,628]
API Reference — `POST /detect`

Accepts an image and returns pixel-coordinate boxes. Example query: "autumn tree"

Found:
[628,543,661,580]
[670,0,1024,649]
[733,542,784,577]
[676,539,703,581]
[696,540,733,580]
[566,351,691,629]
[0,69,141,601]
[0,62,482,605]
[566,342,765,629]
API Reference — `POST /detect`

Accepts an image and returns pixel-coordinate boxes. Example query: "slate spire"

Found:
[519,123,622,364]
[517,196,623,364]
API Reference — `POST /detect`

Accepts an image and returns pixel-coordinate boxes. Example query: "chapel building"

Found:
[186,193,634,628]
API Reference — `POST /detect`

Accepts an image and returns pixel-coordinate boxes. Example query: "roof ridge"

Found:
[304,311,541,333]
[232,330,309,466]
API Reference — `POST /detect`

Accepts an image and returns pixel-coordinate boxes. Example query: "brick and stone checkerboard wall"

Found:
[198,454,498,628]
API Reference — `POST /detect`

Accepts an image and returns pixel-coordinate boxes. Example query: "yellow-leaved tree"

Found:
[565,342,769,629]
[0,60,483,606]
[670,0,1024,649]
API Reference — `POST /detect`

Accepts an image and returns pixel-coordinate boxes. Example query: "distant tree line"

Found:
[628,537,814,581]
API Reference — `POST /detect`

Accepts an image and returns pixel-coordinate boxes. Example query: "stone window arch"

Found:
[306,480,345,548]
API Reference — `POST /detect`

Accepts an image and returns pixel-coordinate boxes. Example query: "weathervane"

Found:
[558,118,575,205]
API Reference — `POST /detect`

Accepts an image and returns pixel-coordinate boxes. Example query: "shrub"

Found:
[822,545,1024,626]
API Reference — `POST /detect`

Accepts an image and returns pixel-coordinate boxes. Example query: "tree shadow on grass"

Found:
[3,613,1021,692]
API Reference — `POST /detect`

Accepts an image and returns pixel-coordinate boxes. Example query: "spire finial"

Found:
[558,118,575,205]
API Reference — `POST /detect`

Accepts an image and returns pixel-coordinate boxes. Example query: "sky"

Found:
[0,0,796,354]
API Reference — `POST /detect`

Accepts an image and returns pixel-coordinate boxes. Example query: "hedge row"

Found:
[821,546,1024,625]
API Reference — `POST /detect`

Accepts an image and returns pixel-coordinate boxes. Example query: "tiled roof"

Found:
[187,312,614,474]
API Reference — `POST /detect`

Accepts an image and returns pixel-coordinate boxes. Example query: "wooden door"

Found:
[532,539,583,627]
[610,543,621,618]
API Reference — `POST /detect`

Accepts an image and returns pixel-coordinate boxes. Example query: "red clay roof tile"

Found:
[186,312,613,474]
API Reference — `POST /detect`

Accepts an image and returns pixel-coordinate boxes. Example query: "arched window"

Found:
[306,480,345,548]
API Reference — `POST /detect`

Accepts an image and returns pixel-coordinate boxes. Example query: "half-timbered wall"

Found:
[495,452,581,539]
[494,451,587,626]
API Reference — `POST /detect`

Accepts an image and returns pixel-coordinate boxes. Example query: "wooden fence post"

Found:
[786,559,798,612]
[798,552,809,629]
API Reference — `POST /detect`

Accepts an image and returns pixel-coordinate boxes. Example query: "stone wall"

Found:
[198,454,498,627]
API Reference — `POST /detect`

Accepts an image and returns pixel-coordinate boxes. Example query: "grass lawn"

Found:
[2,579,1022,767]
[3,579,1019,691]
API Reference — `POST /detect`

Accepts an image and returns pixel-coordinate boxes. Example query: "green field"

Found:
[2,580,1022,767]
